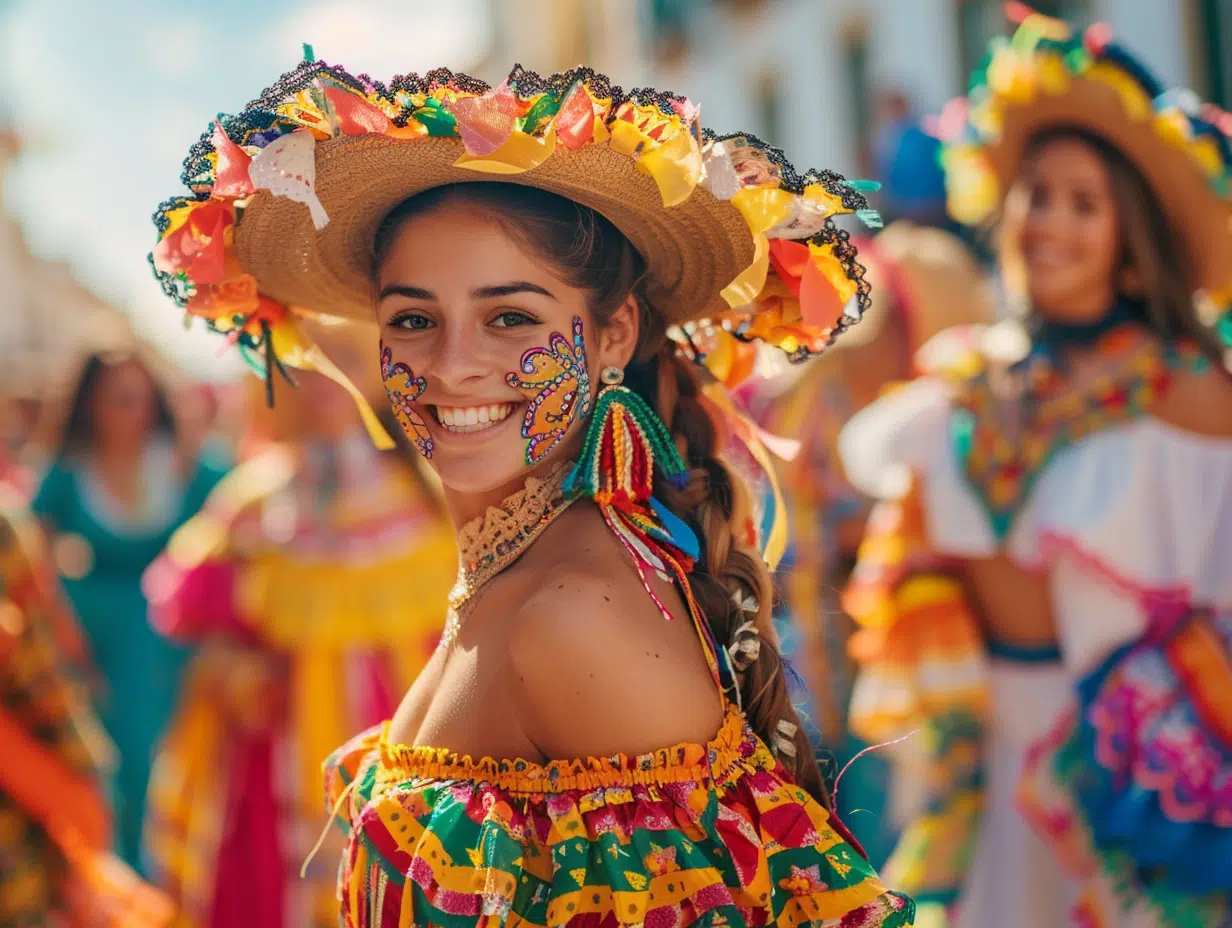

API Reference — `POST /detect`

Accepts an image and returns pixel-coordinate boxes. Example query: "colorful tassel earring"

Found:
[565,369,701,617]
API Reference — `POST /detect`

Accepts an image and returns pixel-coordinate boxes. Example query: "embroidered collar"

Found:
[948,325,1202,539]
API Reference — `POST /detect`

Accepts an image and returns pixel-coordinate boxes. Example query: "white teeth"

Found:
[435,403,515,433]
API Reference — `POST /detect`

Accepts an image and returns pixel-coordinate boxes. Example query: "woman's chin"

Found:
[1027,277,1114,323]
[428,444,579,502]
[427,450,534,498]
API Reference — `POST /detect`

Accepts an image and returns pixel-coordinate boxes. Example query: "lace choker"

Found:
[441,462,575,648]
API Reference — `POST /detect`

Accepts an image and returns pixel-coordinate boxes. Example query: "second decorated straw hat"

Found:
[150,53,883,412]
[937,6,1232,308]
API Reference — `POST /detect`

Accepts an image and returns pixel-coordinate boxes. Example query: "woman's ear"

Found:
[595,293,641,371]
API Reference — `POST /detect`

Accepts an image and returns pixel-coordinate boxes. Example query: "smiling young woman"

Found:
[149,60,913,928]
[839,9,1232,928]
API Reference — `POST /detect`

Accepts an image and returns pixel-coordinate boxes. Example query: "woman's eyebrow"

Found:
[378,284,436,301]
[471,281,556,300]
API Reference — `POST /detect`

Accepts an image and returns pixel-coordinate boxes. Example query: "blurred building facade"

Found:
[476,0,651,85]
[641,0,1228,176]
[459,0,1228,221]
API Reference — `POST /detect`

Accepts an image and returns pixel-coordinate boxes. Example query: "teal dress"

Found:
[31,442,227,873]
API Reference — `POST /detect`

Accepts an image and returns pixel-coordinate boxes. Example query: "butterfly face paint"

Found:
[380,342,435,459]
[505,316,593,466]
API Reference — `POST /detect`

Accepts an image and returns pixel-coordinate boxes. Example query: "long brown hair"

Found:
[1010,127,1227,370]
[374,183,828,804]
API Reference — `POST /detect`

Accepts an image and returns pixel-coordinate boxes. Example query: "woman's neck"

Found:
[1029,293,1148,354]
[91,439,146,467]
[87,441,149,513]
[442,460,575,640]
[442,459,569,529]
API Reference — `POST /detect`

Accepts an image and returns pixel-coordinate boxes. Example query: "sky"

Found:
[0,0,492,377]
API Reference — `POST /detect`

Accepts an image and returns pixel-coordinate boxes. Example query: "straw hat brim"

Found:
[235,135,755,324]
[986,76,1232,293]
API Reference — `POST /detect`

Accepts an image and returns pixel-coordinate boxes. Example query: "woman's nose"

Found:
[427,325,490,391]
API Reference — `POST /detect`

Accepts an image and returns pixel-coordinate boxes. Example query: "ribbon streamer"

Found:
[700,380,793,571]
[269,317,395,450]
[721,186,795,310]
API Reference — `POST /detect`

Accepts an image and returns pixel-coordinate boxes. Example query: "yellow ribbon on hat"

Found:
[454,123,559,174]
[268,316,395,450]
[721,186,795,309]
[1036,52,1071,95]
[609,117,704,207]
[802,183,849,216]
[1085,61,1153,120]
[700,380,791,571]
[159,202,198,240]
[638,129,704,207]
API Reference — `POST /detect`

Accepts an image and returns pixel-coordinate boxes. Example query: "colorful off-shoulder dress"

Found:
[323,559,915,928]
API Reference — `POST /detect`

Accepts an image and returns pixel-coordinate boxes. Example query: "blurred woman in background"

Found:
[141,321,455,928]
[841,11,1232,927]
[30,346,228,874]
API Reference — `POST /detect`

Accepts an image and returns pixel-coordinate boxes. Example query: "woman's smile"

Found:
[1023,238,1075,273]
[430,401,520,435]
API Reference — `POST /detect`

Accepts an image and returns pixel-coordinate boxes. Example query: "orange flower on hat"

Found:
[152,199,235,286]
[767,239,854,328]
[188,267,261,321]
[321,84,395,136]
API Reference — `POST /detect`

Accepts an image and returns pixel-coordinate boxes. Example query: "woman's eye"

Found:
[490,311,537,329]
[1073,192,1097,215]
[1029,186,1049,211]
[392,313,433,331]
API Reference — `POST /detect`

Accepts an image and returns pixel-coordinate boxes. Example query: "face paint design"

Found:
[380,343,435,459]
[505,316,593,466]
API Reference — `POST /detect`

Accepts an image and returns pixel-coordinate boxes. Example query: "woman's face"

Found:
[1006,136,1121,323]
[90,360,158,449]
[374,200,637,498]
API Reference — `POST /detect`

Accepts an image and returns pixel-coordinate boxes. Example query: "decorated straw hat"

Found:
[937,6,1232,307]
[150,53,883,427]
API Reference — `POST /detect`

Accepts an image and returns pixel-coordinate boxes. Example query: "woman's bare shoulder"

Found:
[502,504,724,761]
